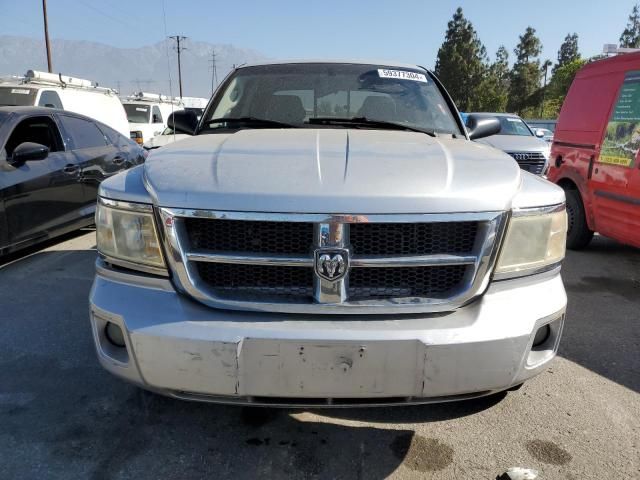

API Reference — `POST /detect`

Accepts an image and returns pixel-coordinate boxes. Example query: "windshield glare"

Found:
[203,63,461,135]
[497,116,533,136]
[124,104,150,123]
[0,87,37,107]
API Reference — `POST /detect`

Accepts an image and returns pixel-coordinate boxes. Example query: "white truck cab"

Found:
[0,70,129,136]
[122,92,186,146]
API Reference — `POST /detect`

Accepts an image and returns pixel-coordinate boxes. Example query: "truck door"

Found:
[151,106,164,137]
[591,70,640,247]
[1,115,83,247]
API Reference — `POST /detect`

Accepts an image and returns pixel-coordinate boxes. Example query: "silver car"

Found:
[469,113,552,175]
[90,61,567,407]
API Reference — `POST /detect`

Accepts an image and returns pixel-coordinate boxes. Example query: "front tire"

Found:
[565,188,593,250]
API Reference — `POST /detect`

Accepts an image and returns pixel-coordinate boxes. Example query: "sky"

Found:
[0,0,636,68]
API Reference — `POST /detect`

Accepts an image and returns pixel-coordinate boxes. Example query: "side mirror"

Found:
[466,114,501,140]
[168,110,198,135]
[534,129,545,138]
[10,142,49,165]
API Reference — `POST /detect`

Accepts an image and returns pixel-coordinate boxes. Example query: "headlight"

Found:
[96,198,166,274]
[495,205,567,278]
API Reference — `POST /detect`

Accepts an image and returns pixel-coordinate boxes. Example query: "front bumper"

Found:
[90,261,566,406]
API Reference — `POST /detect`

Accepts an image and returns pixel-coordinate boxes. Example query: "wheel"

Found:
[565,188,593,250]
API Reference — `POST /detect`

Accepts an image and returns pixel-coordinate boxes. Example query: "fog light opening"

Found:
[532,324,551,348]
[105,322,126,348]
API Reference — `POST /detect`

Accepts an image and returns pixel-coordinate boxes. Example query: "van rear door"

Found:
[592,70,640,247]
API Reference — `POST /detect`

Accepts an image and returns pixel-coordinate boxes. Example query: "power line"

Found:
[132,79,156,91]
[77,0,137,30]
[169,35,187,98]
[209,49,218,95]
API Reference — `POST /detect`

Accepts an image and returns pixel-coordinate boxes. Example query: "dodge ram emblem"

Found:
[314,249,349,282]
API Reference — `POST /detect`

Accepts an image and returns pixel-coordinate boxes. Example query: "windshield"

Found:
[0,87,37,107]
[202,63,461,135]
[497,116,533,136]
[124,104,150,124]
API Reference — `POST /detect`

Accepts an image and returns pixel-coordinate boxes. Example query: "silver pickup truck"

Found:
[90,61,568,407]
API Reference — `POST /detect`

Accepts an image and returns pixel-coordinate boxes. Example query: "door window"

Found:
[152,106,163,124]
[58,115,108,149]
[38,90,63,109]
[3,116,63,157]
[96,123,126,147]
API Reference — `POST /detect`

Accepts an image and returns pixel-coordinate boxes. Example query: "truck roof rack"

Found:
[0,70,118,95]
[125,91,184,105]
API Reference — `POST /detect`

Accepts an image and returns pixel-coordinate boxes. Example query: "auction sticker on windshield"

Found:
[11,89,31,95]
[378,69,428,83]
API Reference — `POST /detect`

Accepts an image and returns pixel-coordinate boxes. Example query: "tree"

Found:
[525,58,586,119]
[553,33,580,74]
[547,59,586,98]
[470,46,510,112]
[620,3,640,48]
[434,7,487,111]
[539,59,553,116]
[508,27,543,114]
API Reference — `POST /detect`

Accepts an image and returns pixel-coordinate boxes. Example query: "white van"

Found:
[0,70,129,137]
[122,92,185,145]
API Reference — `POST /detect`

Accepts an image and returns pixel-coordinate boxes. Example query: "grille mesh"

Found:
[196,263,313,298]
[506,152,547,175]
[185,218,483,305]
[348,265,468,300]
[185,218,314,254]
[349,222,478,255]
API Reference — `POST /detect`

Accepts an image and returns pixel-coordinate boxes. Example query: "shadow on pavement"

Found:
[310,390,507,425]
[560,236,640,393]
[0,227,96,267]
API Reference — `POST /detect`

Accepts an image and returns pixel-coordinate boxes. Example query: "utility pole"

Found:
[209,49,218,95]
[42,0,53,72]
[539,60,552,118]
[169,35,187,98]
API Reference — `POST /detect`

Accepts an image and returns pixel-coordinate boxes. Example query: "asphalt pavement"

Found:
[0,230,638,479]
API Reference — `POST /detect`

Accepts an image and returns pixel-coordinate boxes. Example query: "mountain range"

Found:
[0,35,269,98]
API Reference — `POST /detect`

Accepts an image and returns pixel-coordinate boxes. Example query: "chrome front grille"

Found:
[506,151,547,175]
[160,210,508,314]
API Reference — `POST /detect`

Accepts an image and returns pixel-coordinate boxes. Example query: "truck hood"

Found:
[143,129,522,214]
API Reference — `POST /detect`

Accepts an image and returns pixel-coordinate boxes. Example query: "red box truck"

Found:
[548,53,640,249]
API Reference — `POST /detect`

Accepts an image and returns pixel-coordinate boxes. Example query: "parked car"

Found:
[526,119,557,133]
[143,127,189,150]
[0,70,129,137]
[467,113,551,175]
[532,127,554,143]
[0,106,145,255]
[547,52,640,249]
[122,92,196,146]
[91,61,567,406]
[143,111,200,150]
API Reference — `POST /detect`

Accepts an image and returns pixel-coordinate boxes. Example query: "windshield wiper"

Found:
[306,117,436,137]
[206,117,298,129]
